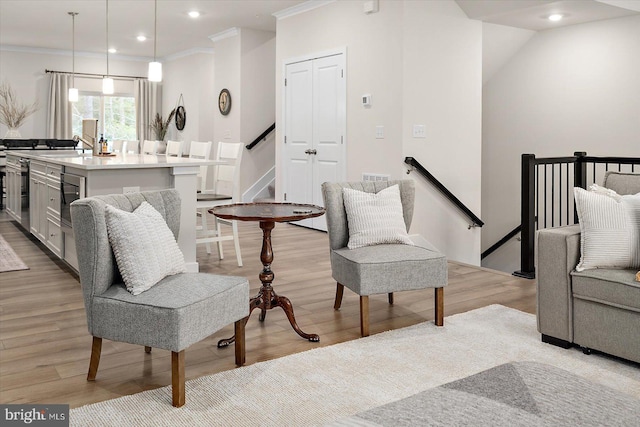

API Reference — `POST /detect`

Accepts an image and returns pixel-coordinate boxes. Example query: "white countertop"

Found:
[5,150,220,170]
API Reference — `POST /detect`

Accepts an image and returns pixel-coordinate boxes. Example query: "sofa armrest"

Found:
[536,225,581,342]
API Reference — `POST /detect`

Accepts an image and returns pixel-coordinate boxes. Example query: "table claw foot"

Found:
[217,337,235,348]
[277,295,320,343]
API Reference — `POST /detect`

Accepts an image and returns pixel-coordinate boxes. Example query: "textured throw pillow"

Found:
[574,185,640,271]
[105,201,186,295]
[343,184,414,249]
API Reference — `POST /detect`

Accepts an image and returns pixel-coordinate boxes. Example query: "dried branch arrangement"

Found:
[149,108,176,141]
[0,81,39,128]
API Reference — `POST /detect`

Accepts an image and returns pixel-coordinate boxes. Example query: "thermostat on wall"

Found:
[362,94,371,107]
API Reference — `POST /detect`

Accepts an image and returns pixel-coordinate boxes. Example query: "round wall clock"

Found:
[218,88,231,116]
[175,105,186,131]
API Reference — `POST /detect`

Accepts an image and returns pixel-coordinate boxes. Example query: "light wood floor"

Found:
[0,217,535,408]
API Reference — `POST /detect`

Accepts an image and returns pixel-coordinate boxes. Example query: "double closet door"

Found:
[283,52,346,231]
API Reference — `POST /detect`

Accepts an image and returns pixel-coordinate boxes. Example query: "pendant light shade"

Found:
[148,61,162,82]
[148,0,162,82]
[102,78,114,94]
[68,12,79,102]
[103,0,112,94]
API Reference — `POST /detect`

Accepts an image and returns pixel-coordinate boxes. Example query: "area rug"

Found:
[0,233,28,272]
[331,361,640,426]
[70,305,640,426]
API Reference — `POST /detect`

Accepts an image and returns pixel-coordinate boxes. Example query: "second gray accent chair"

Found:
[321,180,448,337]
[71,189,249,407]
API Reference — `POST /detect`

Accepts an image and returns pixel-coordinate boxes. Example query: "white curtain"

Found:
[47,73,73,138]
[134,79,161,141]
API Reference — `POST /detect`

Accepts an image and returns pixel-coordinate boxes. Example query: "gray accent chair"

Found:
[71,189,249,407]
[321,180,448,337]
[537,171,640,363]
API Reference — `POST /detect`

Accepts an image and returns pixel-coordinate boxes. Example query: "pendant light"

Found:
[68,12,79,102]
[102,0,114,94]
[148,0,162,82]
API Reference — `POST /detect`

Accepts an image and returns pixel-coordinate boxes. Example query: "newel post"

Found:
[514,154,536,279]
[573,151,587,224]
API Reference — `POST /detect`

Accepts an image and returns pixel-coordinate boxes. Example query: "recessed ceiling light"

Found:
[188,11,200,18]
[548,14,563,22]
[137,35,147,42]
[108,48,117,53]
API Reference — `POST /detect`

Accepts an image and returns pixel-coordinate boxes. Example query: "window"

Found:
[72,93,136,141]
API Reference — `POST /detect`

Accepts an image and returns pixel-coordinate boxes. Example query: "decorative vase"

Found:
[4,127,21,138]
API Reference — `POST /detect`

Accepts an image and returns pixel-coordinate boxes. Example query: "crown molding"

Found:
[272,0,335,20]
[208,27,240,44]
[163,47,215,62]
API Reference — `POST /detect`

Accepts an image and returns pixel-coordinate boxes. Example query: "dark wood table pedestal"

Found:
[212,203,324,347]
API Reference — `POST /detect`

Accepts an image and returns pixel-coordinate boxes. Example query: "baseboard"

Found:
[242,166,275,202]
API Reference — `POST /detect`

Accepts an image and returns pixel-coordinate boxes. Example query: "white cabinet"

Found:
[29,160,63,257]
[5,156,22,222]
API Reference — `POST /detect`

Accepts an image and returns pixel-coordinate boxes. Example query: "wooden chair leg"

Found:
[334,283,345,310]
[435,287,444,326]
[234,318,246,367]
[87,336,102,381]
[172,350,185,407]
[145,346,152,354]
[388,292,394,305]
[360,296,370,337]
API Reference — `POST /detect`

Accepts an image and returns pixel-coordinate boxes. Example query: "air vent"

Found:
[362,173,390,182]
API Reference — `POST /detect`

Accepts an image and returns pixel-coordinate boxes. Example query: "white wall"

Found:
[482,15,640,269]
[162,52,215,153]
[276,0,483,264]
[402,0,483,263]
[211,29,276,196]
[0,48,148,138]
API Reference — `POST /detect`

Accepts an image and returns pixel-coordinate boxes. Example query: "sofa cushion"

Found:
[571,269,640,312]
[603,171,640,195]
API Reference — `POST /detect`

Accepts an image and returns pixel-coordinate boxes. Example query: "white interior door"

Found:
[283,52,346,231]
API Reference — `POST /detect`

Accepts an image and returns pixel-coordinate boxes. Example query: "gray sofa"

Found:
[536,171,640,364]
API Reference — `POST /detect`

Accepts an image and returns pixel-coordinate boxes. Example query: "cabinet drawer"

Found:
[46,164,62,181]
[46,216,64,257]
[31,161,46,175]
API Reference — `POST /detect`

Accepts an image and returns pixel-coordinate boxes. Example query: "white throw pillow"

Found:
[105,201,186,295]
[574,185,640,271]
[343,185,414,249]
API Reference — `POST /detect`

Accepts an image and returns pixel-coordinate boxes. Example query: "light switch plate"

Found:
[412,124,426,138]
[375,125,384,139]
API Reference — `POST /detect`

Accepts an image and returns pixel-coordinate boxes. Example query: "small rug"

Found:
[0,233,28,272]
[70,305,640,426]
[332,361,640,426]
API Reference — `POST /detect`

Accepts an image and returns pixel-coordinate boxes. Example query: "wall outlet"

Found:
[123,186,140,194]
[412,124,426,138]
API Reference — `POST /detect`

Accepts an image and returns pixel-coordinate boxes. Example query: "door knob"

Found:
[304,149,317,155]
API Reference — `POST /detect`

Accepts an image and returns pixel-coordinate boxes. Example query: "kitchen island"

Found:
[5,150,219,273]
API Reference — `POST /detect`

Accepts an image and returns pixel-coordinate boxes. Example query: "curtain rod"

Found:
[45,69,146,81]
